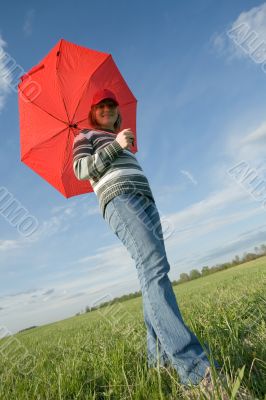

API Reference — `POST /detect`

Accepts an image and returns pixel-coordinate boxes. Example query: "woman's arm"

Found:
[72,133,123,181]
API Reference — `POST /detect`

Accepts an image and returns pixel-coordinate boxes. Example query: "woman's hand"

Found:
[115,128,135,150]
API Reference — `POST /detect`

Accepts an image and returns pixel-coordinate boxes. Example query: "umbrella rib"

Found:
[71,80,89,124]
[22,126,69,160]
[56,40,71,124]
[61,129,75,176]
[22,92,68,125]
[20,44,68,127]
[57,76,70,123]
[72,54,112,123]
[71,79,91,123]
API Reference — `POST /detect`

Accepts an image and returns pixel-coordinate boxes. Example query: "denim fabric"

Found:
[103,192,220,385]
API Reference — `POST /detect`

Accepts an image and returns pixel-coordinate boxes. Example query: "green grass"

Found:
[0,257,265,399]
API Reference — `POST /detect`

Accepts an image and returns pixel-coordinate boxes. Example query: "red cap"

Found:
[91,89,119,107]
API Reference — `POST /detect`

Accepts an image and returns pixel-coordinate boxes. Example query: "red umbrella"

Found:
[18,38,137,198]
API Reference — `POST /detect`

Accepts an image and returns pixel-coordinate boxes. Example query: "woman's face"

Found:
[94,99,118,131]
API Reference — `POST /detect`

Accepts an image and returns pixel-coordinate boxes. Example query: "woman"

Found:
[72,88,229,398]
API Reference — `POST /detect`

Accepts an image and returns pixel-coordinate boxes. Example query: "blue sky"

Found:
[1,0,266,334]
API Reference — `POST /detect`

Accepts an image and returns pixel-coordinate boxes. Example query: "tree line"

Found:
[76,243,266,316]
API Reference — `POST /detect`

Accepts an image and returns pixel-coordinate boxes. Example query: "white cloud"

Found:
[171,206,262,246]
[240,120,266,145]
[211,3,266,64]
[208,31,228,59]
[180,169,198,185]
[23,9,35,37]
[211,32,226,53]
[169,118,266,243]
[167,109,266,267]
[225,119,266,179]
[231,2,266,44]
[51,203,78,215]
[155,182,187,204]
[0,195,101,254]
[0,270,140,334]
[0,213,70,251]
[35,214,70,237]
[30,199,99,241]
[0,239,22,251]
[161,184,263,248]
[53,243,135,287]
[196,223,266,264]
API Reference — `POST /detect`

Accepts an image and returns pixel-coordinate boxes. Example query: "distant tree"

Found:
[260,244,266,255]
[242,252,257,262]
[179,273,190,282]
[172,279,180,286]
[201,266,210,276]
[189,269,201,280]
[79,244,266,318]
[220,262,232,270]
[232,255,240,265]
[211,265,220,273]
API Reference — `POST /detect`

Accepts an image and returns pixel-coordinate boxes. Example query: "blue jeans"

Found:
[103,193,220,385]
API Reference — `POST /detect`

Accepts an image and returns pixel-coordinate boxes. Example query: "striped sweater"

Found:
[72,128,155,218]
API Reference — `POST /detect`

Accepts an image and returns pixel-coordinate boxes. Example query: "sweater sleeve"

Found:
[72,133,124,181]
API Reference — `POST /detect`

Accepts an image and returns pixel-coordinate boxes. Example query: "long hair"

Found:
[88,105,122,133]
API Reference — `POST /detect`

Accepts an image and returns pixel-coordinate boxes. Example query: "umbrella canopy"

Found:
[18,38,137,198]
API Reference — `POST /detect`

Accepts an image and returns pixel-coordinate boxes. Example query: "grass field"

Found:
[0,257,265,399]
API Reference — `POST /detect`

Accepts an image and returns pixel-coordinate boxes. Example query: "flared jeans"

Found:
[103,192,220,385]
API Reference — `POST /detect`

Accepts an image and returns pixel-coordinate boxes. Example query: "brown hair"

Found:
[88,105,122,133]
